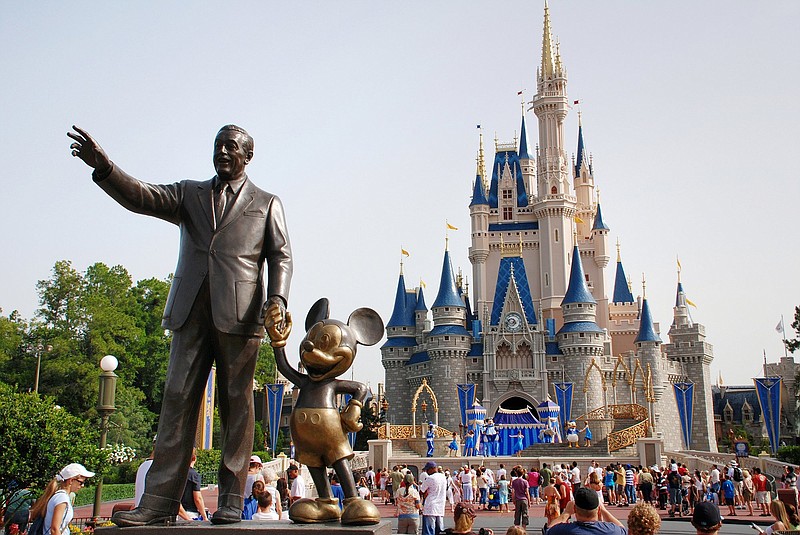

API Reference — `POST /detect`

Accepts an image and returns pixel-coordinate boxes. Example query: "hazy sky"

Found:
[2,1,798,393]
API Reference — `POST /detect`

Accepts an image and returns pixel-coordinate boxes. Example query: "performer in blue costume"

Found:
[464,430,475,457]
[426,423,435,457]
[511,429,525,457]
[580,420,593,447]
[448,432,459,457]
[483,418,499,456]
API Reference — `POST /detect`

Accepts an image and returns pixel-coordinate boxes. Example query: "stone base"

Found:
[98,519,391,535]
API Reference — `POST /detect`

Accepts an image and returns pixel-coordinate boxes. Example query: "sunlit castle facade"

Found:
[381,4,717,453]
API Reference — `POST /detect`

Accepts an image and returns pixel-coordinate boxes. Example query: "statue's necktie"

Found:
[215,184,231,227]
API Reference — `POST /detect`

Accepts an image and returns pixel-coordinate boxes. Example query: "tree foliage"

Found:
[0,385,106,491]
[0,261,170,453]
[786,306,800,354]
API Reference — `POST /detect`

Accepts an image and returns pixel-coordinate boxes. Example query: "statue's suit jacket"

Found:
[95,164,292,336]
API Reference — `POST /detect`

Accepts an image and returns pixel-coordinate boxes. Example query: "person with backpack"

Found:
[3,480,34,534]
[730,461,744,509]
[29,464,94,535]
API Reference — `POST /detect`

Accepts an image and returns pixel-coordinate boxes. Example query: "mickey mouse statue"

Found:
[266,298,384,525]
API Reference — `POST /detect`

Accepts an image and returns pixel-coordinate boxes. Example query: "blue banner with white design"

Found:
[672,382,694,449]
[342,394,357,449]
[266,383,284,454]
[553,382,573,430]
[754,377,782,455]
[457,384,475,428]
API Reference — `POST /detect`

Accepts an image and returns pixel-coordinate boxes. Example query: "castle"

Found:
[381,4,717,453]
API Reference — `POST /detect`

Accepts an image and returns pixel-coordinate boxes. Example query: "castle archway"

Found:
[488,390,539,417]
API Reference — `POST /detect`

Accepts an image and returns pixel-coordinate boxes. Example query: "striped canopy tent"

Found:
[493,407,546,455]
[466,403,487,454]
[536,398,562,443]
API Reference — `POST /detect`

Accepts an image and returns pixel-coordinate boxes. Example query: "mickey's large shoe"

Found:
[111,507,175,527]
[288,497,341,523]
[341,496,380,525]
[210,506,242,525]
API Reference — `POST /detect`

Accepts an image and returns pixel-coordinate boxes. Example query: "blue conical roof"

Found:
[592,203,610,231]
[675,282,685,307]
[387,273,414,327]
[575,123,587,177]
[470,175,488,206]
[635,298,661,343]
[613,260,634,304]
[519,115,531,160]
[432,250,464,308]
[562,245,596,305]
[415,286,428,312]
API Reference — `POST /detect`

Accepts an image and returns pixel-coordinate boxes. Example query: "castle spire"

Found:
[432,248,464,308]
[575,112,589,177]
[562,245,596,305]
[541,1,556,80]
[519,113,531,160]
[387,270,414,328]
[636,277,661,343]
[612,242,635,304]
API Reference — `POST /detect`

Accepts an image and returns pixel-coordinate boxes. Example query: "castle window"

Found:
[578,304,583,308]
[545,273,550,287]
[551,186,557,195]
[502,189,512,200]
[473,358,478,363]
[554,229,559,242]
[742,407,753,424]
[723,406,734,423]
[585,274,590,282]
[551,356,558,362]
[503,207,513,220]
[579,333,585,338]
[444,336,450,341]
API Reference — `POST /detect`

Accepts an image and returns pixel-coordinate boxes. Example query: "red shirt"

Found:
[528,471,540,487]
[753,474,768,492]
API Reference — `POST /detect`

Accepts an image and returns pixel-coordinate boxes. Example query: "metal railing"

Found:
[608,419,649,452]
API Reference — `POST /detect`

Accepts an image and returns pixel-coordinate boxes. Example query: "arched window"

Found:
[551,185,558,195]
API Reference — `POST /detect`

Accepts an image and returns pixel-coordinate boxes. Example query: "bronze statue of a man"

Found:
[68,125,292,526]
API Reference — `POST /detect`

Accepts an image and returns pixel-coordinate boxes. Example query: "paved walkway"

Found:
[75,487,774,528]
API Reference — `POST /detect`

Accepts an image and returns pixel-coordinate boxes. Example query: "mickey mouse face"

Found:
[300,320,355,382]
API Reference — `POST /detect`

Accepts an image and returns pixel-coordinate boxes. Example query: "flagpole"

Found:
[782,315,788,357]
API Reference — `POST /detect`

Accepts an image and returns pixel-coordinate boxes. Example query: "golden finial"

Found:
[677,255,682,283]
[616,238,621,263]
[478,130,487,189]
[541,0,555,79]
[642,273,647,299]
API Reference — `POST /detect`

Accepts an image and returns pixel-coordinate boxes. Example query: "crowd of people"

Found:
[6,456,800,535]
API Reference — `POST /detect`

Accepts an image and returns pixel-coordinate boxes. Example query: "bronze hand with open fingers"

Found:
[67,125,112,174]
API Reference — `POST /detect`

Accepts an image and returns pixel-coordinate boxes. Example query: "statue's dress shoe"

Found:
[289,497,341,523]
[341,496,380,525]
[210,506,242,525]
[111,507,175,527]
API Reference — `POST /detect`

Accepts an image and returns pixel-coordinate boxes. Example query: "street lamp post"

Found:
[33,344,52,394]
[93,355,118,521]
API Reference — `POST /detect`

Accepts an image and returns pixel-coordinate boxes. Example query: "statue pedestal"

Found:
[98,520,392,535]
[368,439,392,470]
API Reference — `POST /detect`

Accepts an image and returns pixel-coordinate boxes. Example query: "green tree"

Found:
[0,385,106,491]
[785,306,800,354]
[354,402,379,451]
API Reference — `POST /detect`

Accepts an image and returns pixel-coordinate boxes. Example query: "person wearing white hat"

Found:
[245,455,265,506]
[29,463,94,535]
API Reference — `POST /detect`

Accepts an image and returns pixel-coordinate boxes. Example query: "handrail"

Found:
[576,403,648,422]
[377,425,452,440]
[608,419,649,452]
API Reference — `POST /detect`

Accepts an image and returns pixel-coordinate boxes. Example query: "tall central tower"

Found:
[531,2,576,325]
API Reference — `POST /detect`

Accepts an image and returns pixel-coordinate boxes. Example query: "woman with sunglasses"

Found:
[29,463,94,535]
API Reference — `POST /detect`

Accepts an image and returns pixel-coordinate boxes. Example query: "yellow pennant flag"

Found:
[401,248,410,257]
[446,222,459,231]
[420,279,427,289]
[686,298,697,308]
[574,216,585,224]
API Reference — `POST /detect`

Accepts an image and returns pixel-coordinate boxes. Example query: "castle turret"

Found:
[531,2,576,324]
[557,244,605,416]
[573,115,595,239]
[428,244,471,430]
[634,281,664,435]
[381,266,417,424]
[664,271,717,451]
[469,132,491,324]
[415,285,429,343]
[608,241,639,356]
[519,112,536,197]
